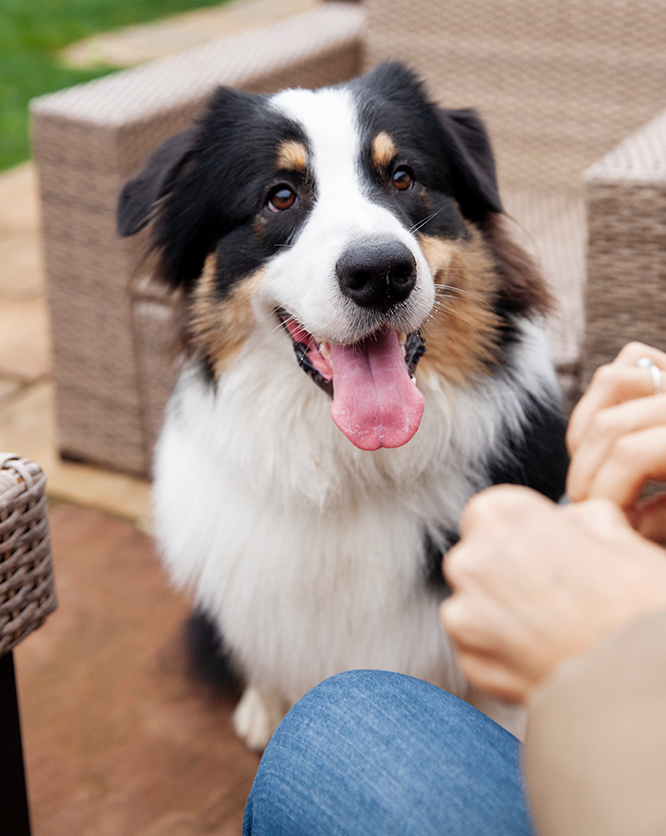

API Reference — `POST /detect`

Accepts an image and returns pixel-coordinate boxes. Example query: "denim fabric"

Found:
[243,670,533,835]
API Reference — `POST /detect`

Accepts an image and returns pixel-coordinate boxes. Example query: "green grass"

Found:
[0,0,231,172]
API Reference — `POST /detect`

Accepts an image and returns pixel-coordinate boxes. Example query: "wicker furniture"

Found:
[365,0,666,193]
[0,453,57,836]
[31,2,365,476]
[584,110,666,385]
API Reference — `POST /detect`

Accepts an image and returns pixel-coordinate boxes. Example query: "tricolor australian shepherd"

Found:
[118,63,568,749]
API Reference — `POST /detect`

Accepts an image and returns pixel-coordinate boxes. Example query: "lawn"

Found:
[0,0,230,172]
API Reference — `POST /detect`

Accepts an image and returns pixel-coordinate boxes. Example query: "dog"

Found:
[117,62,568,750]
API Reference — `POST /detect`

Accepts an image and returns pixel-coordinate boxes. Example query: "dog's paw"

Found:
[232,686,287,752]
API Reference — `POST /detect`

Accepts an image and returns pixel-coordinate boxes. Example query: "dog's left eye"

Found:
[267,186,298,212]
[392,168,414,191]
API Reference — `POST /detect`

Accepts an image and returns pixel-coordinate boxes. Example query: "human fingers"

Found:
[613,341,666,370]
[440,587,535,703]
[566,394,666,502]
[440,590,514,653]
[567,342,666,455]
[445,496,666,702]
[456,484,554,542]
[583,424,666,507]
[560,495,632,537]
[446,488,562,605]
[629,494,666,545]
[456,651,530,704]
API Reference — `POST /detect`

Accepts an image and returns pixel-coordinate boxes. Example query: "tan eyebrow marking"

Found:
[371,131,397,169]
[276,140,309,172]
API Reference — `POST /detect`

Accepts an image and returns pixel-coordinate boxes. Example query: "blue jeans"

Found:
[243,670,533,835]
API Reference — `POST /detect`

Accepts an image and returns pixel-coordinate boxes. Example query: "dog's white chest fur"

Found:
[153,319,555,741]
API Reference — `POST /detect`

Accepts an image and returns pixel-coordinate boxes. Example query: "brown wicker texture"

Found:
[365,0,666,194]
[31,2,366,476]
[0,454,57,657]
[583,109,666,387]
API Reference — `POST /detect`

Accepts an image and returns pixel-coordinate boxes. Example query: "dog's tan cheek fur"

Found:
[417,231,502,385]
[190,254,262,378]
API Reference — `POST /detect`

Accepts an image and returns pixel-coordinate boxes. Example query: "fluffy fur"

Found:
[118,63,568,749]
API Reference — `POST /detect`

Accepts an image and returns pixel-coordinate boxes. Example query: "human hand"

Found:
[566,342,666,540]
[440,485,666,703]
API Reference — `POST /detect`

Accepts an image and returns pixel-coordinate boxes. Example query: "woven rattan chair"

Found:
[0,453,57,836]
[583,110,666,384]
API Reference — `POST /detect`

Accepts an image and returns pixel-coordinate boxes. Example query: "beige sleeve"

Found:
[523,609,666,836]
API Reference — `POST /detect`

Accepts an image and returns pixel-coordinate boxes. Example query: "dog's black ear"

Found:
[117,126,199,237]
[436,108,502,222]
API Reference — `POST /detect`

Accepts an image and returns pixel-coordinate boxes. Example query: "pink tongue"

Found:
[330,330,425,451]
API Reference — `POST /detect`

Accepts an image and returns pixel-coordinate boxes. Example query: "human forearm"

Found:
[524,608,666,836]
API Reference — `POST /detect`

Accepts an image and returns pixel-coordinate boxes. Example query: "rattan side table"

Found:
[0,453,57,836]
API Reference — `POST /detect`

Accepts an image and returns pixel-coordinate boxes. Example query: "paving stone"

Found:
[0,297,51,381]
[0,162,41,235]
[15,505,259,836]
[0,381,152,527]
[63,0,321,67]
[0,232,46,299]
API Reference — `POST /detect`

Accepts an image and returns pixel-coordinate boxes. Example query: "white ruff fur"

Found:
[153,319,557,729]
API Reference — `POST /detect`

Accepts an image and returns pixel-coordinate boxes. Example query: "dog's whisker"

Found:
[426,299,484,334]
[409,208,444,235]
[433,284,492,307]
[255,319,292,352]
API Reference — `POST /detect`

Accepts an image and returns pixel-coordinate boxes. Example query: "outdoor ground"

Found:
[0,1,323,832]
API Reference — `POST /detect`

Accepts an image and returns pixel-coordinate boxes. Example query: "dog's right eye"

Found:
[392,168,414,191]
[267,186,298,212]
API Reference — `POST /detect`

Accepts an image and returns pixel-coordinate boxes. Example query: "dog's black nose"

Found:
[336,238,417,310]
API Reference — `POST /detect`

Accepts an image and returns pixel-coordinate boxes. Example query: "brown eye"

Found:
[392,168,414,191]
[267,185,298,212]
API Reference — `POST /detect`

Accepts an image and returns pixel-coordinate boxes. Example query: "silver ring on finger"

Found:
[637,356,663,394]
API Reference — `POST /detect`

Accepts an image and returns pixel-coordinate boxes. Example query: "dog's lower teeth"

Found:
[320,342,331,359]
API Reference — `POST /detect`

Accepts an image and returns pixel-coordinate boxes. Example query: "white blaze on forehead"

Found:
[270,86,361,201]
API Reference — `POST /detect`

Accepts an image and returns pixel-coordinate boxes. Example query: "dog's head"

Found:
[118,63,547,451]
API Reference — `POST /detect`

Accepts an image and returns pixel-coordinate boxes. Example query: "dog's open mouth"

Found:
[277,309,426,451]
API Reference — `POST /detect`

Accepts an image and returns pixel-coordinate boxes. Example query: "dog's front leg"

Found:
[233,685,290,752]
